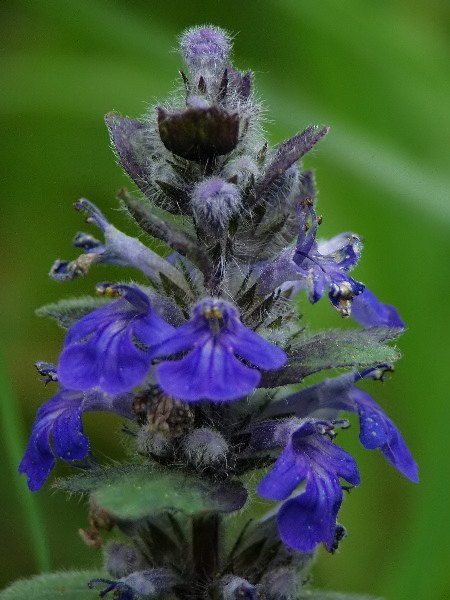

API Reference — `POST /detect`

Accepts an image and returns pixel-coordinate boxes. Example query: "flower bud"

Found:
[221,156,259,189]
[187,95,211,109]
[260,568,299,600]
[180,26,231,75]
[182,427,228,469]
[104,542,145,579]
[136,428,172,458]
[191,177,242,230]
[220,575,256,600]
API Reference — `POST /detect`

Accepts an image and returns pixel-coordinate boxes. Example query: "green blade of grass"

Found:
[0,354,51,572]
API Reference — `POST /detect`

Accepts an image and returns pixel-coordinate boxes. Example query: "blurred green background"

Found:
[1,0,449,598]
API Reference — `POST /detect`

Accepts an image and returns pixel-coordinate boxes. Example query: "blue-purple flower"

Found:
[255,420,360,552]
[16,24,418,595]
[351,386,418,482]
[259,367,418,484]
[293,199,364,316]
[151,299,287,402]
[58,285,175,395]
[18,388,134,491]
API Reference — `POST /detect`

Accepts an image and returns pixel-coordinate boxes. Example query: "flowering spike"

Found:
[16,26,415,600]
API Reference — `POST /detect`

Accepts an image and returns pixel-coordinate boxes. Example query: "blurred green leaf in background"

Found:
[1,1,449,598]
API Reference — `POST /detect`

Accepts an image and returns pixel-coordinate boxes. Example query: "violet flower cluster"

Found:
[18,26,417,600]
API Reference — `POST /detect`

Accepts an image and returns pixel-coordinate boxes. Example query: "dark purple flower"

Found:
[18,388,134,491]
[293,199,364,316]
[157,105,240,162]
[58,284,175,395]
[351,387,418,482]
[151,299,287,402]
[351,288,405,329]
[256,420,360,552]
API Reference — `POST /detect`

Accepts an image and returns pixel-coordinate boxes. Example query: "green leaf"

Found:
[94,472,246,519]
[0,571,103,599]
[298,592,382,600]
[36,296,110,328]
[56,465,247,518]
[263,328,401,387]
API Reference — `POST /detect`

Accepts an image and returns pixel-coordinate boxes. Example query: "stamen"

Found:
[95,283,121,298]
[212,305,223,319]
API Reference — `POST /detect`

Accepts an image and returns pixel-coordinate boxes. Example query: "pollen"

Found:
[95,284,121,298]
[212,306,223,319]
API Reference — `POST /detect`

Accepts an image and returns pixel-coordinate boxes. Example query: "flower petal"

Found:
[150,320,204,358]
[351,288,404,329]
[18,390,86,491]
[52,400,89,462]
[352,388,418,482]
[156,340,260,402]
[277,472,342,552]
[225,322,287,370]
[58,286,174,394]
[59,324,151,394]
[309,437,360,487]
[317,233,362,270]
[257,444,307,501]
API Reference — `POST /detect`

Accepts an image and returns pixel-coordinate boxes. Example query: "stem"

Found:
[192,513,222,582]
